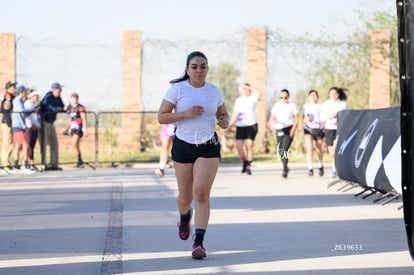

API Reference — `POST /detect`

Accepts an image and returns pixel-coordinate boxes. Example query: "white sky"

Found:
[1,0,393,40]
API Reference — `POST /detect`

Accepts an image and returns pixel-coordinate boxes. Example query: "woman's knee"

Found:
[193,188,210,203]
[177,194,192,206]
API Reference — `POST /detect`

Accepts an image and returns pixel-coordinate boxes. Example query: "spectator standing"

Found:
[268,89,298,179]
[11,85,32,173]
[1,81,17,173]
[24,90,41,171]
[64,92,87,168]
[158,51,229,260]
[39,82,66,171]
[302,89,325,176]
[228,83,263,175]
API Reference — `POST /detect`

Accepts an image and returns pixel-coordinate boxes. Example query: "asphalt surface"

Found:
[0,162,413,275]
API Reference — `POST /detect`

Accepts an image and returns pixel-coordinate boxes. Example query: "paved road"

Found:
[0,163,413,274]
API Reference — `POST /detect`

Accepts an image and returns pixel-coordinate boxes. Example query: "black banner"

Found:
[397,0,414,261]
[336,108,401,194]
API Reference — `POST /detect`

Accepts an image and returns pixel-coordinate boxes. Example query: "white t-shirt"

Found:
[163,80,224,145]
[270,101,298,130]
[24,100,41,128]
[233,94,258,127]
[320,99,348,130]
[302,103,323,130]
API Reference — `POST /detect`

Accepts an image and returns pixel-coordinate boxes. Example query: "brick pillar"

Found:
[246,29,267,152]
[121,31,142,151]
[0,33,16,89]
[122,31,142,112]
[369,29,391,109]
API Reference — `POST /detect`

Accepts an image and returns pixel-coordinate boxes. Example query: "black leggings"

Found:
[26,127,39,161]
[276,126,293,171]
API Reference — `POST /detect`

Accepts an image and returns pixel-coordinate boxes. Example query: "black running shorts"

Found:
[235,123,258,140]
[324,129,337,146]
[171,133,221,163]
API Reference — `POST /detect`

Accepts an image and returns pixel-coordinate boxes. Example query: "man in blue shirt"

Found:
[39,82,66,171]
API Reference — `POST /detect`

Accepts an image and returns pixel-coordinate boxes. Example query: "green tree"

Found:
[207,63,240,114]
[306,8,398,108]
[206,63,240,152]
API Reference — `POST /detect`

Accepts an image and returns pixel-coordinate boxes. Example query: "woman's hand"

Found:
[185,105,204,117]
[217,115,229,129]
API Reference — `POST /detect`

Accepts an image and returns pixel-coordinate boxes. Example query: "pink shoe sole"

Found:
[177,209,192,240]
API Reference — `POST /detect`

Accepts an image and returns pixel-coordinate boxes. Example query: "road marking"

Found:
[100,181,123,275]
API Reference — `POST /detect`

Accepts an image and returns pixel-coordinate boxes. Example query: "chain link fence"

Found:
[12,30,364,165]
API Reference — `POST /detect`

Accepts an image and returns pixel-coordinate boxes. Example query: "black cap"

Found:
[5,81,17,89]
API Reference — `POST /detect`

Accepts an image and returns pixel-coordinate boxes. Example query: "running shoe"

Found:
[7,166,18,174]
[282,168,289,179]
[76,161,85,168]
[155,168,165,177]
[1,166,11,175]
[20,166,35,174]
[177,208,192,240]
[319,166,324,176]
[308,169,314,176]
[245,165,252,175]
[192,244,207,260]
[241,161,248,173]
[44,165,63,171]
[332,171,337,178]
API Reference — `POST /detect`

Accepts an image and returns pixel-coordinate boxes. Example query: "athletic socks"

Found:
[159,161,166,170]
[194,229,206,246]
[180,209,192,222]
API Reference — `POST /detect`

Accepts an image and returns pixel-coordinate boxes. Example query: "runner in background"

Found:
[302,89,325,177]
[268,89,298,179]
[155,122,175,177]
[320,87,348,178]
[64,92,87,168]
[228,83,263,175]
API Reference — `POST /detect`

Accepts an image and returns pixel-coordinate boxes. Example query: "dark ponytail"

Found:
[170,51,208,84]
[329,86,347,101]
[337,88,347,101]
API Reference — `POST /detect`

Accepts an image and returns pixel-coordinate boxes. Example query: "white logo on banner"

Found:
[355,119,378,168]
[382,136,402,193]
[364,136,401,193]
[365,136,383,188]
[338,130,358,155]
